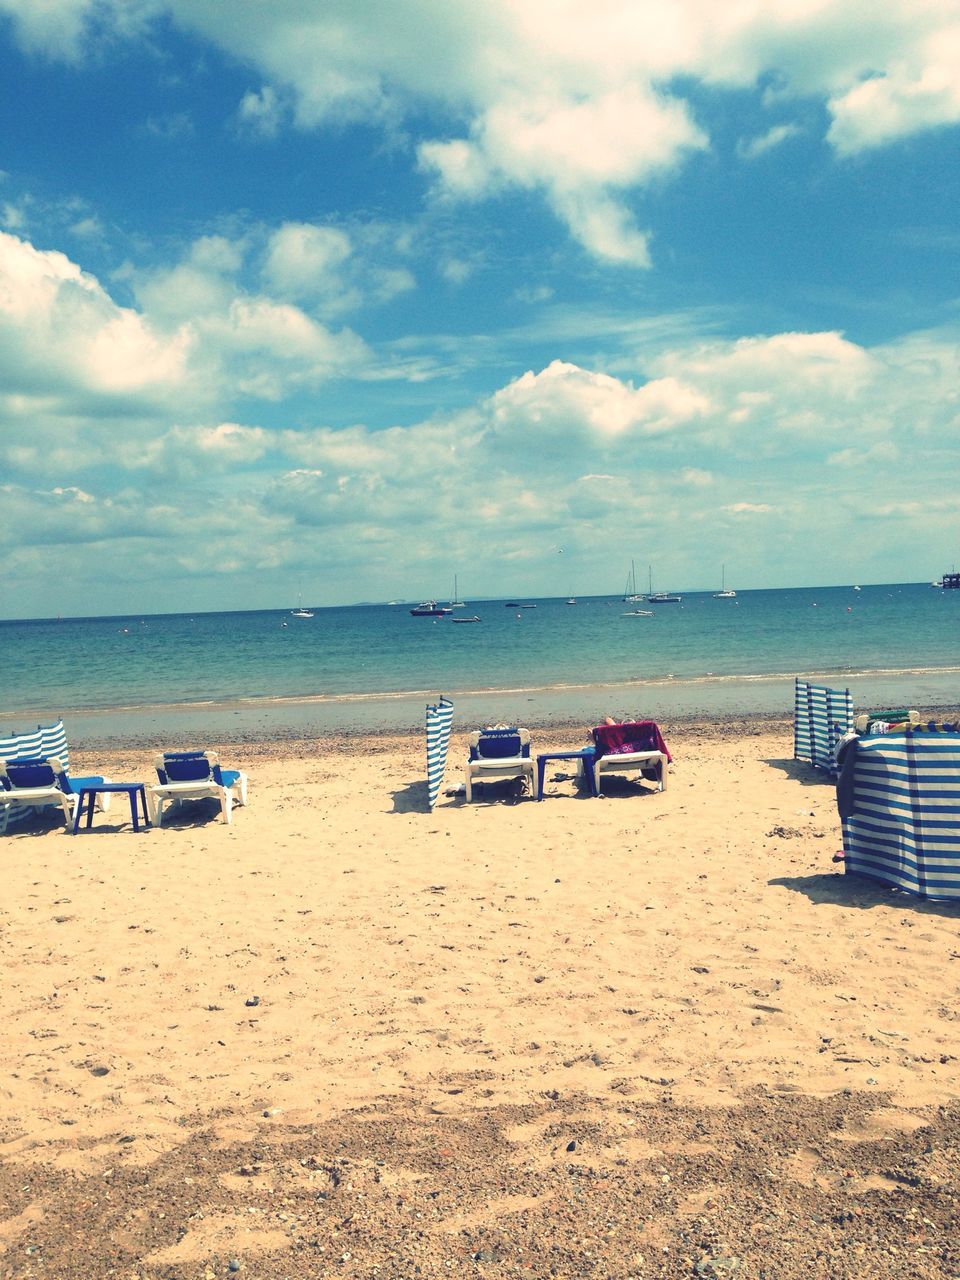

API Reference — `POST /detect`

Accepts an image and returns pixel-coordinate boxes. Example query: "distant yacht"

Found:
[410,600,452,616]
[447,574,466,609]
[713,565,736,599]
[645,565,681,604]
[623,560,644,602]
[291,588,314,618]
[623,607,655,617]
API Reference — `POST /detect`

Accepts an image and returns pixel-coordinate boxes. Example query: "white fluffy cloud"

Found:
[130,326,960,549]
[263,223,352,302]
[490,360,711,444]
[1,224,959,605]
[4,1,957,262]
[0,230,192,404]
[420,84,706,264]
[0,229,377,444]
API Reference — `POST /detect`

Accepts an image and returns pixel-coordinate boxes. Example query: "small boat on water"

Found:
[713,565,736,599]
[623,608,655,617]
[623,560,644,602]
[447,575,466,609]
[505,602,536,608]
[452,615,481,624]
[291,589,314,618]
[644,565,681,604]
[410,600,452,616]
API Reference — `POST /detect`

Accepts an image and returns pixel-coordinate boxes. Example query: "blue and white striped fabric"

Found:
[0,718,69,829]
[841,725,960,899]
[794,678,853,778]
[426,696,454,811]
[0,718,68,769]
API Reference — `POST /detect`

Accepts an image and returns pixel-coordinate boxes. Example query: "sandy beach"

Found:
[2,714,959,1278]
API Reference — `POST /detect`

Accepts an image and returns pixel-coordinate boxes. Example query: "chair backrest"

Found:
[592,721,662,759]
[155,750,225,785]
[0,756,67,791]
[469,727,531,760]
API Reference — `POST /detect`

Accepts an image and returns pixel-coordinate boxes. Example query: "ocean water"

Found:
[1,583,957,743]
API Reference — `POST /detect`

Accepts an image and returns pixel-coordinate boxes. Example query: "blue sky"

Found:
[1,0,958,617]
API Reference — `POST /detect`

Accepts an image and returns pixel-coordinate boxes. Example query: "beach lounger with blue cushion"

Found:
[465,727,534,801]
[0,718,111,832]
[0,756,111,830]
[148,750,248,826]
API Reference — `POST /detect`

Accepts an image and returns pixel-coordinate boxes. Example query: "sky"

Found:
[0,0,958,618]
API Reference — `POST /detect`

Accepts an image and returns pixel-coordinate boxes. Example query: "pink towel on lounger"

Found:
[592,721,672,763]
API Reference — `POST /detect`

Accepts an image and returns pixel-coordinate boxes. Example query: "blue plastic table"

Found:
[73,783,151,834]
[536,749,596,800]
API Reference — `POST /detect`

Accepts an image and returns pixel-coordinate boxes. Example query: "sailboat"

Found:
[713,566,736,599]
[291,587,314,618]
[623,560,644,602]
[447,574,466,608]
[645,565,681,604]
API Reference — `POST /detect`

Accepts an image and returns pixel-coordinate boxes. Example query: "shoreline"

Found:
[7,675,959,750]
[4,660,960,717]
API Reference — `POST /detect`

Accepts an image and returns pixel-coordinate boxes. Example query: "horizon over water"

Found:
[1,582,957,744]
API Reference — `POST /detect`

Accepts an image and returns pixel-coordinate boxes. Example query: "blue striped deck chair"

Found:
[465,727,534,802]
[149,750,248,826]
[794,678,854,779]
[838,723,960,899]
[0,719,110,832]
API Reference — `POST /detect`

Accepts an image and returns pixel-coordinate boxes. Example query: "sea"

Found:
[1,583,957,746]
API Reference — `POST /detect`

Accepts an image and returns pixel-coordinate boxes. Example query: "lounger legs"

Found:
[593,755,668,795]
[147,785,245,826]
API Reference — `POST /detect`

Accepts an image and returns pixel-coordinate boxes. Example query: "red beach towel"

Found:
[592,721,672,763]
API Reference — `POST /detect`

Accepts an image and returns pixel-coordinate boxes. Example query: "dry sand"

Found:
[1,716,959,1279]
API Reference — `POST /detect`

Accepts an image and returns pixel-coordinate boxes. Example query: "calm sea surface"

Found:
[1,584,957,742]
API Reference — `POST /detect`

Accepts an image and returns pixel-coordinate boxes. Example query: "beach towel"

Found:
[592,721,672,763]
